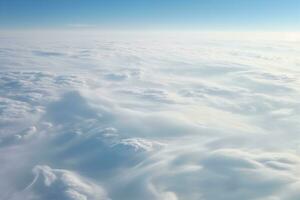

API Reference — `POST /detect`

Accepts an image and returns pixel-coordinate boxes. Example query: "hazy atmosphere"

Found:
[1,1,300,200]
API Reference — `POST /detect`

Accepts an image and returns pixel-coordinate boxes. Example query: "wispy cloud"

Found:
[68,23,97,28]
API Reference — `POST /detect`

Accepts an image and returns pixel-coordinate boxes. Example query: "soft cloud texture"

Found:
[0,31,300,200]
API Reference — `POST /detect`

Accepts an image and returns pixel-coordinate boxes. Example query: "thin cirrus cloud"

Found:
[0,31,300,200]
[68,24,97,28]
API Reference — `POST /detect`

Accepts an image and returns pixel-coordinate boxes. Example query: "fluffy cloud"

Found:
[10,165,109,200]
[153,149,300,200]
[0,31,300,200]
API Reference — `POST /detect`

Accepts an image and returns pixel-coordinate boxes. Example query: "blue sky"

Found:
[0,0,300,30]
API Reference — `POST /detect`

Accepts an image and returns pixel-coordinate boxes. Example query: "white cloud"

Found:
[11,165,109,200]
[0,31,300,200]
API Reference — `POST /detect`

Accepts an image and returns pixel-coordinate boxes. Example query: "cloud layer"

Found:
[0,31,300,200]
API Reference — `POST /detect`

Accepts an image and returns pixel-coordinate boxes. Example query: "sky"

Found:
[1,1,300,200]
[0,0,300,31]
